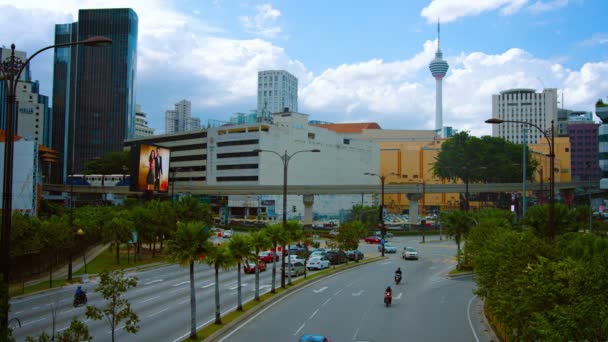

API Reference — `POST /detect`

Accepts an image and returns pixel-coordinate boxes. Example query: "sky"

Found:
[1,0,608,137]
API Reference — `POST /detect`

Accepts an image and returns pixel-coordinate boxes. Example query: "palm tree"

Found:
[166,221,213,339]
[249,230,271,300]
[227,234,253,311]
[440,211,475,269]
[205,244,235,324]
[263,223,285,293]
[284,221,303,285]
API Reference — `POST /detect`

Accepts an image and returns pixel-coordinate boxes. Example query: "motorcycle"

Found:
[73,292,88,307]
[384,291,392,307]
[395,273,402,285]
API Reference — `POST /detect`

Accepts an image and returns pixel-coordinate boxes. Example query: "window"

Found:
[343,139,350,145]
[308,133,315,139]
[217,151,259,159]
[216,176,258,182]
[217,164,258,170]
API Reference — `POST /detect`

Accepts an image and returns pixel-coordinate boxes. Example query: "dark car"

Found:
[325,250,348,265]
[346,250,364,261]
[285,244,309,258]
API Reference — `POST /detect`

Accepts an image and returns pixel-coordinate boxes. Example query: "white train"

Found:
[66,174,131,187]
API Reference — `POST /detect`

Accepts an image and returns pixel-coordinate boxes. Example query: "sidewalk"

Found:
[23,243,111,287]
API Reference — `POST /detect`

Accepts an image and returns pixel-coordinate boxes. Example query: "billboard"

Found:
[131,143,170,192]
[0,140,38,214]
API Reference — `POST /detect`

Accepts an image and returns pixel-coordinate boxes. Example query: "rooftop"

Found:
[312,122,382,133]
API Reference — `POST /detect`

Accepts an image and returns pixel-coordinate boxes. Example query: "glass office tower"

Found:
[51,8,138,183]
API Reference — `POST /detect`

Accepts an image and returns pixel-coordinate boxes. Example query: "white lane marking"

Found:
[333,289,343,296]
[58,325,68,332]
[229,284,248,290]
[173,281,190,287]
[179,299,190,304]
[309,309,319,320]
[226,281,237,287]
[202,282,215,289]
[467,295,481,342]
[322,298,332,306]
[12,310,23,315]
[352,327,360,341]
[22,317,46,326]
[346,281,355,287]
[380,261,391,265]
[293,322,306,336]
[259,285,271,289]
[394,293,402,300]
[147,307,169,318]
[313,286,328,294]
[32,306,39,310]
[352,290,364,297]
[138,295,160,304]
[144,279,163,285]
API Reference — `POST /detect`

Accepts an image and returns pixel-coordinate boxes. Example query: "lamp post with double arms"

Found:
[364,172,399,257]
[0,36,112,338]
[253,148,320,288]
[486,118,555,239]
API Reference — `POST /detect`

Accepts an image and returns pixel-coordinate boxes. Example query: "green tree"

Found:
[521,203,578,240]
[26,317,92,342]
[349,205,379,227]
[263,223,286,293]
[336,220,366,257]
[146,200,177,253]
[38,215,69,288]
[175,196,214,224]
[227,234,253,311]
[166,221,213,339]
[84,151,130,177]
[249,231,271,300]
[103,210,134,264]
[283,221,303,285]
[440,210,475,269]
[205,244,234,324]
[86,270,139,342]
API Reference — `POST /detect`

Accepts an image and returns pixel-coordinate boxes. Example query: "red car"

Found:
[258,251,279,263]
[364,236,381,244]
[243,260,267,274]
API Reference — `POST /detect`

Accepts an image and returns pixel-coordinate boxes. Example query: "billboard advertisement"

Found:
[0,140,38,214]
[131,143,170,192]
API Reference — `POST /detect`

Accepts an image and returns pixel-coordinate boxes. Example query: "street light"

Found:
[253,148,320,288]
[364,172,399,257]
[0,36,111,336]
[486,118,555,239]
[77,228,87,274]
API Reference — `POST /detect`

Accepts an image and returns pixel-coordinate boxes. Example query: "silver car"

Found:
[402,246,419,260]
[378,243,397,253]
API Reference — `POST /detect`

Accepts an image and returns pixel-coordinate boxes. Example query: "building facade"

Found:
[51,8,138,183]
[568,122,599,182]
[257,70,298,117]
[491,88,558,145]
[166,99,198,134]
[14,80,51,146]
[134,104,154,138]
[595,101,608,189]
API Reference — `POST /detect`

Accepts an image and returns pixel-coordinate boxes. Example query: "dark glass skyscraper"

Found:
[51,8,138,183]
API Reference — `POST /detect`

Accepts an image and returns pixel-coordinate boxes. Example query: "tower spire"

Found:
[437,18,440,49]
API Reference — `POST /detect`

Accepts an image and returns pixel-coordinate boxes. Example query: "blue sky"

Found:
[1,0,607,137]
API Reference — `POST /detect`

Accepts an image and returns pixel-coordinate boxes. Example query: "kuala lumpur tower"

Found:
[429,20,449,136]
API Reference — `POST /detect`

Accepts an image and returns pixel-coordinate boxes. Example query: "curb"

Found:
[204,256,386,342]
[446,270,474,278]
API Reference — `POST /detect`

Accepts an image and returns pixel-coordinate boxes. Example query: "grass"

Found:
[9,278,76,297]
[189,256,383,341]
[73,245,166,276]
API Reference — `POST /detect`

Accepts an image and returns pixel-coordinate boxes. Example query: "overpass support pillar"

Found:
[303,194,314,226]
[407,193,423,228]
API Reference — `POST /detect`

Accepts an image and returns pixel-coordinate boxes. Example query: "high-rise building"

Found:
[595,101,608,189]
[165,99,198,133]
[134,104,154,137]
[428,21,449,137]
[490,88,558,145]
[51,8,138,183]
[568,122,599,182]
[257,70,298,117]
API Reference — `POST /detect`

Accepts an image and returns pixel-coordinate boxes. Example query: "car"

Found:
[258,251,279,263]
[307,256,330,270]
[346,250,364,261]
[285,244,309,258]
[329,229,339,236]
[378,243,397,253]
[222,229,233,238]
[285,255,305,265]
[243,260,266,274]
[364,236,381,244]
[281,260,306,276]
[403,246,419,260]
[299,334,332,342]
[325,250,348,265]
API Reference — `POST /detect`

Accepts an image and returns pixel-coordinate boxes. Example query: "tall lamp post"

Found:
[486,118,555,239]
[0,36,112,338]
[364,172,398,257]
[253,148,320,288]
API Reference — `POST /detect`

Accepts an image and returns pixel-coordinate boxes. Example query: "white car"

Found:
[307,256,330,270]
[402,247,419,260]
[222,229,233,238]
[285,255,305,264]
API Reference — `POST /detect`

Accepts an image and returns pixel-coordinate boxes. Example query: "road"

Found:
[217,237,485,342]
[9,253,295,341]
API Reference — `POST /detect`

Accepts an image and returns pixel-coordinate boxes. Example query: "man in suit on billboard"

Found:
[154,147,163,191]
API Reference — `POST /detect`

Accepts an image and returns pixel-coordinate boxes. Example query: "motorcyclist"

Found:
[395,267,402,276]
[385,286,392,295]
[75,286,85,301]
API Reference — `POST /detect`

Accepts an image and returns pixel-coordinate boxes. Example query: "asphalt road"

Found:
[9,254,295,342]
[216,237,484,342]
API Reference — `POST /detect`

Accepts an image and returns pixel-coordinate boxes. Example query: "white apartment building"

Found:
[15,80,49,145]
[165,99,193,134]
[134,104,155,138]
[185,117,201,131]
[257,70,298,116]
[491,88,558,144]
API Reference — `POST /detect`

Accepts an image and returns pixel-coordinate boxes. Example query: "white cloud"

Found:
[420,0,529,23]
[527,0,569,13]
[581,32,608,46]
[239,4,282,39]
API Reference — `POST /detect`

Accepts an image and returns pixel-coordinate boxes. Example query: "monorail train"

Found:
[66,174,131,187]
